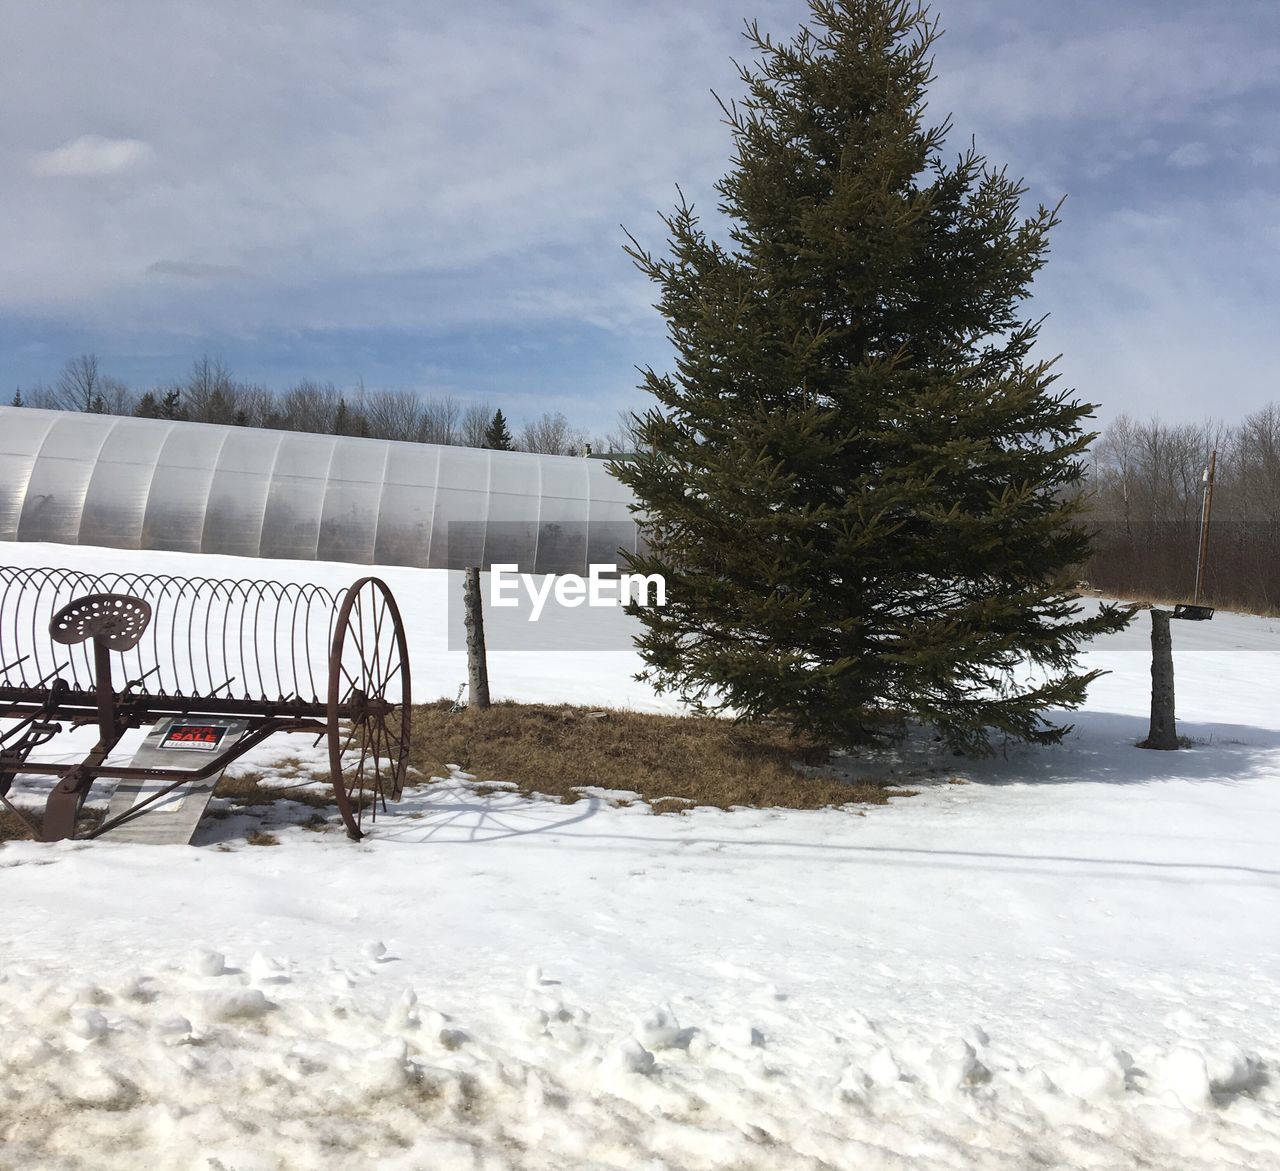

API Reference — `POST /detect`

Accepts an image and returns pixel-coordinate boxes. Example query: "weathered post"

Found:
[463,566,491,710]
[1140,607,1178,750]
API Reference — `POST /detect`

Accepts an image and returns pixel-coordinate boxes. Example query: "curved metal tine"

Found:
[149,576,177,695]
[248,579,267,702]
[299,583,316,705]
[0,564,368,716]
[28,572,52,685]
[214,577,244,698]
[163,577,182,696]
[5,568,45,685]
[0,570,33,685]
[200,577,227,698]
[271,579,288,704]
[188,578,206,697]
[224,577,243,699]
[58,570,94,686]
[280,580,297,704]
[306,581,338,704]
[301,586,318,705]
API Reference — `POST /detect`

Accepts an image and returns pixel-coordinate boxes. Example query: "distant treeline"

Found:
[11,353,640,457]
[14,355,1279,612]
[1084,406,1280,613]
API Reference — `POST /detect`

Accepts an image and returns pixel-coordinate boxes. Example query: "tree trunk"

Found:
[1141,607,1178,749]
[463,566,490,710]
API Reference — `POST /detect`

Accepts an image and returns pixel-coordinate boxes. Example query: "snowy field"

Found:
[3,541,1280,1170]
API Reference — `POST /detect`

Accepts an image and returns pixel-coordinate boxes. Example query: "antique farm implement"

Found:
[0,567,410,842]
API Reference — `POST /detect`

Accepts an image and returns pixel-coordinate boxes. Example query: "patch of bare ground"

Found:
[0,805,104,843]
[0,806,40,842]
[215,768,335,811]
[409,701,908,812]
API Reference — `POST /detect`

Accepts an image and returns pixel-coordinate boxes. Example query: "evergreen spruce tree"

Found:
[157,387,185,420]
[11,388,22,407]
[484,408,514,451]
[614,0,1130,754]
[134,391,160,418]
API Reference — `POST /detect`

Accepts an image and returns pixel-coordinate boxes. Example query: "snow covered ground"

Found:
[3,541,1280,1170]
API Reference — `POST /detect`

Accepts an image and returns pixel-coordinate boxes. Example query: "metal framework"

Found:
[0,566,411,841]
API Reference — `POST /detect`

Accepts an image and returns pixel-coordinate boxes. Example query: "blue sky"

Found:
[2,0,1278,435]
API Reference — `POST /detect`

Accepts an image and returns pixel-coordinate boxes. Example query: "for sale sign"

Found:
[159,723,230,752]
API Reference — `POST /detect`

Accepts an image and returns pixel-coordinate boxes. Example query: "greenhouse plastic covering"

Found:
[0,407,640,574]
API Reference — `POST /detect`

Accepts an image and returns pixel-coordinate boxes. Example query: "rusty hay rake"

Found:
[0,566,411,842]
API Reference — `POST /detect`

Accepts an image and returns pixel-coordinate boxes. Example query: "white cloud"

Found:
[1166,141,1211,168]
[30,135,154,178]
[146,259,249,281]
[1,0,1278,424]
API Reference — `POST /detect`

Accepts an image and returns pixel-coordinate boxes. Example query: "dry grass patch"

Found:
[216,769,335,811]
[0,806,40,842]
[409,701,903,812]
[0,804,104,842]
[246,829,280,846]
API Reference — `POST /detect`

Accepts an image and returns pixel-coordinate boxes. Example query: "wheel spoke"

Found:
[351,592,369,687]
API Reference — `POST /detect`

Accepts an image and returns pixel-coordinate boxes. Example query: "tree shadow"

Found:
[958,710,1280,789]
[372,775,603,844]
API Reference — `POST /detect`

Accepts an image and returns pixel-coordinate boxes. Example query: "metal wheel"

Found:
[327,577,412,840]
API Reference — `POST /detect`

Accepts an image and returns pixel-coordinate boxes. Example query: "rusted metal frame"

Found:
[37,632,130,838]
[41,721,132,841]
[0,678,70,754]
[0,721,62,794]
[0,688,344,721]
[10,719,326,782]
[93,639,118,742]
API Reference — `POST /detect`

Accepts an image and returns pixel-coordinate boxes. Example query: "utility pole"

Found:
[1193,448,1217,605]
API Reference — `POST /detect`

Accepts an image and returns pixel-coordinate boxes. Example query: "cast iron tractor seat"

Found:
[49,593,153,651]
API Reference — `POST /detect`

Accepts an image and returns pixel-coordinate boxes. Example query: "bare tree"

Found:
[519,411,587,455]
[1085,409,1280,611]
[364,389,425,442]
[234,383,277,428]
[52,354,136,414]
[592,408,643,455]
[18,382,60,410]
[274,380,342,433]
[459,401,492,448]
[56,354,102,411]
[183,356,240,424]
[419,394,460,445]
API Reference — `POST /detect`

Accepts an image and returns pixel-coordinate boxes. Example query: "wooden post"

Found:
[1140,607,1178,750]
[463,566,490,710]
